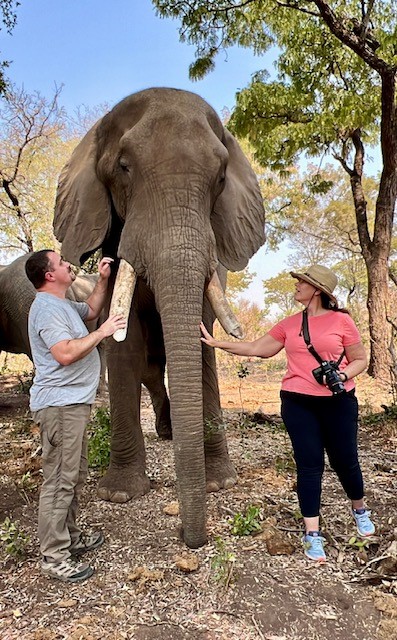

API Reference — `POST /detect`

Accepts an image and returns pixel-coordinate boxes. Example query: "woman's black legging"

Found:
[280,390,364,518]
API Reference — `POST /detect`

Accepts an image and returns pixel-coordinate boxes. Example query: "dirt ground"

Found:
[1,359,397,640]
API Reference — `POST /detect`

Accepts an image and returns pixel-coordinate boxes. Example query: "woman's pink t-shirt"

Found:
[268,311,361,396]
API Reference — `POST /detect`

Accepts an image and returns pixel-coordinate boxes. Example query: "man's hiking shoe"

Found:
[353,509,375,537]
[302,531,326,563]
[70,531,105,557]
[41,558,94,583]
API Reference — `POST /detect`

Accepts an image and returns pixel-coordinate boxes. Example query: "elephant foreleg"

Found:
[97,312,150,503]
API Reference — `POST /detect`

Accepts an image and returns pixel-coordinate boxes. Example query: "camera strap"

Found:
[301,309,345,367]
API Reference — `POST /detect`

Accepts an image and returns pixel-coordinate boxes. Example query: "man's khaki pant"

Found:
[33,404,91,563]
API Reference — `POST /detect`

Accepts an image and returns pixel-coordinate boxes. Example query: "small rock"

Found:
[257,525,295,555]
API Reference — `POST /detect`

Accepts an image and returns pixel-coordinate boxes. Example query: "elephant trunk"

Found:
[154,264,208,548]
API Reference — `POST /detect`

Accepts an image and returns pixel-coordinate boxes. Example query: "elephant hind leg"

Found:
[141,304,172,440]
[202,302,237,493]
[142,356,172,441]
[204,424,238,493]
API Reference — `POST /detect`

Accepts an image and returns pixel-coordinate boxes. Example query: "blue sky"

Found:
[1,0,290,306]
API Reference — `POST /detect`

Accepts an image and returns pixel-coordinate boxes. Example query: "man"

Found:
[25,250,126,583]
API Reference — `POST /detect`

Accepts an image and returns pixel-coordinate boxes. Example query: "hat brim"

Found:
[290,271,337,304]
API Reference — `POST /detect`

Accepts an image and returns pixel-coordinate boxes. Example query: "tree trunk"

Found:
[347,67,397,381]
[366,254,392,379]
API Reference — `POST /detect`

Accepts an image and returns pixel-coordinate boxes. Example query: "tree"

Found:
[153,0,397,380]
[0,1,19,94]
[226,267,255,302]
[0,85,73,259]
[262,270,297,319]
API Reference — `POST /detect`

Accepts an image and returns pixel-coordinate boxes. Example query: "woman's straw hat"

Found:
[290,264,338,304]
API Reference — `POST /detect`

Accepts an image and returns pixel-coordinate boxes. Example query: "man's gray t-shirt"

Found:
[28,292,100,411]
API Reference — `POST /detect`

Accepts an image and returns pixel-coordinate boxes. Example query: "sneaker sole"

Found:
[356,528,376,538]
[42,566,95,583]
[303,551,326,563]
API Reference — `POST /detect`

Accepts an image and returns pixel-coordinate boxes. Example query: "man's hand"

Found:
[97,257,114,281]
[86,258,115,321]
[98,314,127,338]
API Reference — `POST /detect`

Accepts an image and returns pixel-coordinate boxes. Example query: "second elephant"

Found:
[0,253,106,379]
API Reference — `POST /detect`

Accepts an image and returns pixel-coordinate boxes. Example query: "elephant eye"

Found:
[119,158,130,173]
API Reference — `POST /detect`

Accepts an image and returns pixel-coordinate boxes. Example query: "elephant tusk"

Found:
[206,271,244,339]
[109,259,137,342]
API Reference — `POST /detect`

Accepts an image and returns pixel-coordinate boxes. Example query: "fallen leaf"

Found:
[58,599,77,608]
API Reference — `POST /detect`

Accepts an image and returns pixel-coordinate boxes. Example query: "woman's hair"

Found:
[320,291,350,315]
[25,249,53,289]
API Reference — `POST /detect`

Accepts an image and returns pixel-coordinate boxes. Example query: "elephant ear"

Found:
[54,122,111,265]
[211,128,265,271]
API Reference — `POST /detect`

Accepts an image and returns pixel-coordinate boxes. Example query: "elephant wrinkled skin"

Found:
[53,87,266,548]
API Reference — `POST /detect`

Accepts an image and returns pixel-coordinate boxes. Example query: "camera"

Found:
[312,361,345,395]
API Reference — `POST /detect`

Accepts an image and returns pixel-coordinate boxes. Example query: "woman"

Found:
[200,264,375,562]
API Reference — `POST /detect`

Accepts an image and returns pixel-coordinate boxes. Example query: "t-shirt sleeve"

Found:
[268,319,287,345]
[342,314,361,347]
[70,301,90,320]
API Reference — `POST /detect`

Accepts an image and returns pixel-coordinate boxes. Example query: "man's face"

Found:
[47,252,76,286]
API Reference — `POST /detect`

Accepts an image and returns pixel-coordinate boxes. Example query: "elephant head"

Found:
[53,88,265,548]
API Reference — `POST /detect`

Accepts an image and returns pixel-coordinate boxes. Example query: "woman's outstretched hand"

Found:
[200,321,218,348]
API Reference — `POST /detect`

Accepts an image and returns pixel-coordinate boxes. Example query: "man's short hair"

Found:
[25,250,54,289]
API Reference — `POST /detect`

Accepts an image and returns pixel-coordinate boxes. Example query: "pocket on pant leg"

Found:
[40,408,61,464]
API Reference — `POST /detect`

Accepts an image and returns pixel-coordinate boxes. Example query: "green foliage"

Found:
[80,249,103,274]
[236,413,257,431]
[348,535,370,550]
[0,1,19,94]
[236,363,250,380]
[274,452,296,474]
[210,536,236,586]
[262,270,297,318]
[229,504,262,536]
[236,362,250,421]
[88,407,111,471]
[226,268,255,302]
[0,516,29,559]
[204,416,225,441]
[16,370,34,395]
[153,0,394,166]
[19,471,38,492]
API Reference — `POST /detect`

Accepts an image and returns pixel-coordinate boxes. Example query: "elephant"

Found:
[53,87,266,548]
